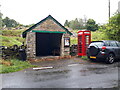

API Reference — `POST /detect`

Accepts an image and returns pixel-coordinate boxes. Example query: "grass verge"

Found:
[0,59,37,74]
[81,56,89,60]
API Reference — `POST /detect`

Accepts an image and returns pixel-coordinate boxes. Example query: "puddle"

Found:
[68,64,79,67]
[33,69,70,82]
[79,69,89,76]
[79,66,108,76]
[87,67,109,74]
[42,70,70,75]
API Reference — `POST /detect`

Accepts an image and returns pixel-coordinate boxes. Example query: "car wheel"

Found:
[105,54,115,64]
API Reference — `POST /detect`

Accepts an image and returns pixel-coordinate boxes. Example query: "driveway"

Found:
[1,58,119,88]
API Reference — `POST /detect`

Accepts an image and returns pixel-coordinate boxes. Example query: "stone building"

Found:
[22,15,72,58]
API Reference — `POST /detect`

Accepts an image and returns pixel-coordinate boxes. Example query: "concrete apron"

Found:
[27,55,74,62]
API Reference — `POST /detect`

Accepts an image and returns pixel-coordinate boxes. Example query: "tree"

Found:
[2,17,19,27]
[79,18,85,29]
[64,18,86,30]
[105,13,120,41]
[69,20,75,30]
[68,19,79,30]
[98,12,120,41]
[64,20,69,27]
[0,12,3,28]
[86,19,98,31]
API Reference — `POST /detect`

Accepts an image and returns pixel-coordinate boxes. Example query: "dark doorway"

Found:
[36,33,62,56]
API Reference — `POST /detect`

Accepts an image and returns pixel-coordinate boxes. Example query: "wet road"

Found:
[1,58,119,88]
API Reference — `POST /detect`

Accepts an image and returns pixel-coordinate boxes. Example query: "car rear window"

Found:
[116,41,120,47]
[90,42,104,47]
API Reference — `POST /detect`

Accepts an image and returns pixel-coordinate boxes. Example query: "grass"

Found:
[1,30,25,37]
[0,59,37,73]
[0,29,25,47]
[1,35,25,46]
[81,56,89,60]
[0,29,37,73]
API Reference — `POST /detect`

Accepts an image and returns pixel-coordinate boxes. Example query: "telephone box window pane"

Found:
[86,35,89,46]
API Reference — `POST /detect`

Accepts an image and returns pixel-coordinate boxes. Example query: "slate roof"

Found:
[22,15,72,38]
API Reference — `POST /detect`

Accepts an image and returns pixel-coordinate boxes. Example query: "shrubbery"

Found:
[99,13,120,41]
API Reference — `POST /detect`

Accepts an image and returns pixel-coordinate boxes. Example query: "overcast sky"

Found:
[1,0,120,25]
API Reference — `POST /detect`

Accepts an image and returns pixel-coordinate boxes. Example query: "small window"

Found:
[110,41,118,47]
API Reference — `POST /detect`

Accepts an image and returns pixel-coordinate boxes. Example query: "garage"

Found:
[22,15,72,58]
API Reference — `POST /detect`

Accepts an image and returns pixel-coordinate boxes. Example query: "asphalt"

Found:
[1,58,119,88]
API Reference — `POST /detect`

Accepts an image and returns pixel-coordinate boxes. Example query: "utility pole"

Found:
[118,1,120,13]
[108,0,110,21]
[0,5,2,29]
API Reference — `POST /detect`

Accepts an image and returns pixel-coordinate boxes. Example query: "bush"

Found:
[99,13,120,41]
[71,37,77,45]
[91,31,108,41]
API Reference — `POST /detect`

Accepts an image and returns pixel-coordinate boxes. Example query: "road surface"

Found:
[1,58,119,88]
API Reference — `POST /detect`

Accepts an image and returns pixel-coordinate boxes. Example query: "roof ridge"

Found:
[22,15,72,38]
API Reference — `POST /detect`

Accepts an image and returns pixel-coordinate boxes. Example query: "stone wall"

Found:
[26,32,70,58]
[60,34,64,56]
[63,34,71,56]
[26,32,36,58]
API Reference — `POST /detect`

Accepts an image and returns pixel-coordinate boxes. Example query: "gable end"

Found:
[22,15,72,38]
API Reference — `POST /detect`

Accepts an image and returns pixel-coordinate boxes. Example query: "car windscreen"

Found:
[89,42,104,47]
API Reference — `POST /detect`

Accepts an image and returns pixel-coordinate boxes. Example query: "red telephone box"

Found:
[78,30,91,56]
